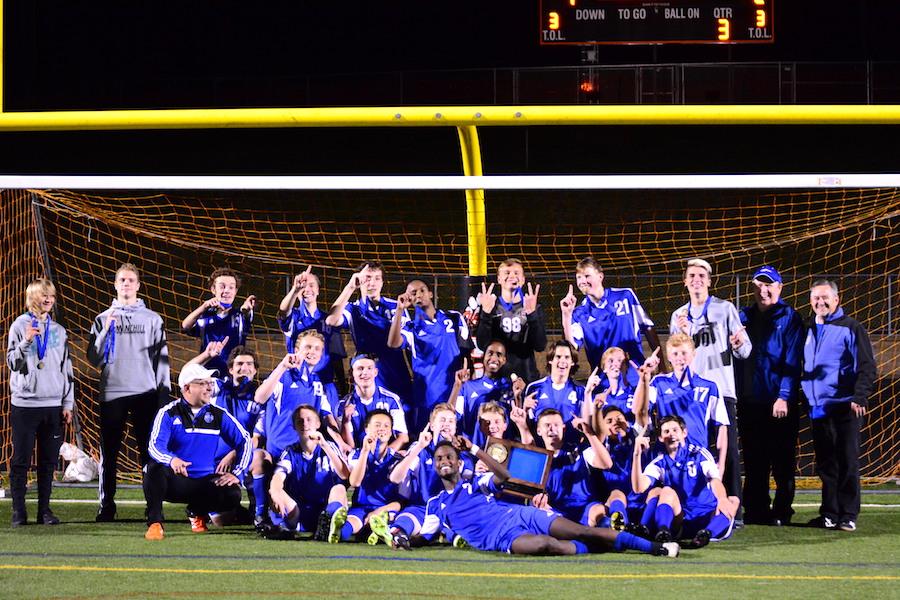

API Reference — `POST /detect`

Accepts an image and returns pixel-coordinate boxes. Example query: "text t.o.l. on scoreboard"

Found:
[540,1,774,45]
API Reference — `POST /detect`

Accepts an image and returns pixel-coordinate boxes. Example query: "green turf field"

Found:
[0,486,897,600]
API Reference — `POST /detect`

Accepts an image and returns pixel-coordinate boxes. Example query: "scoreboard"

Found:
[540,0,774,45]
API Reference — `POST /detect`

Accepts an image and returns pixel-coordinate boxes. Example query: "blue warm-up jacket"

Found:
[738,300,804,405]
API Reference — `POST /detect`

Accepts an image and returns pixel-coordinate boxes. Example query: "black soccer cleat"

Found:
[391,530,411,551]
[313,511,331,542]
[654,526,673,543]
[95,504,117,523]
[37,510,60,525]
[264,524,296,541]
[653,542,680,558]
[627,523,652,539]
[687,528,711,549]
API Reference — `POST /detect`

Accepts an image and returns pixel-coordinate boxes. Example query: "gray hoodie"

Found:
[6,313,75,410]
[87,298,170,404]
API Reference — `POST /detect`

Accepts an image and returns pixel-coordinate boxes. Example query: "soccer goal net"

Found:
[1,185,897,483]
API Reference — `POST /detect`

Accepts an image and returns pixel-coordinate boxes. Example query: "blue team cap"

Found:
[752,265,783,284]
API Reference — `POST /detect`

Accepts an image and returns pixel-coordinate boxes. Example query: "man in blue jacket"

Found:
[802,279,877,532]
[737,266,804,526]
[144,363,253,540]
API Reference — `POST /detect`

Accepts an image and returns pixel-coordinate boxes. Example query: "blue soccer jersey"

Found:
[600,377,636,421]
[421,474,559,553]
[455,375,515,442]
[348,446,405,510]
[570,287,654,372]
[210,376,262,462]
[276,441,347,510]
[401,440,475,507]
[648,368,728,446]
[643,442,720,519]
[400,308,469,415]
[544,445,602,524]
[188,307,252,374]
[339,297,411,403]
[336,386,408,447]
[278,304,338,385]
[525,377,585,424]
[260,366,332,459]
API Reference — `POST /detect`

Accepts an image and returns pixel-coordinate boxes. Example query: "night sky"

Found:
[1,0,898,175]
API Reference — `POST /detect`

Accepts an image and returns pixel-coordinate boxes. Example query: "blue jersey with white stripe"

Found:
[643,442,720,519]
[455,375,515,442]
[525,377,585,424]
[649,368,727,446]
[276,441,346,507]
[148,398,252,478]
[278,304,336,384]
[336,386,408,447]
[544,446,600,517]
[403,441,475,507]
[339,296,411,403]
[400,308,469,412]
[188,307,252,374]
[260,367,332,459]
[570,288,654,381]
[348,447,405,510]
[211,376,262,462]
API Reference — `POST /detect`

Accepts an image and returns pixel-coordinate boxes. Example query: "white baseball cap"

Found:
[178,363,218,388]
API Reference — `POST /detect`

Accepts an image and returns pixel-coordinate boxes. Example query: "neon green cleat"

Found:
[368,513,392,546]
[328,506,348,544]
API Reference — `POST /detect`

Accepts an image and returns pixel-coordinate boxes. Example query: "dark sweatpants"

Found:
[738,401,798,523]
[811,403,861,522]
[9,405,64,516]
[142,461,242,525]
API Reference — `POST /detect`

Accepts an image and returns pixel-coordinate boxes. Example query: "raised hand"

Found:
[511,375,526,405]
[523,282,541,315]
[559,284,577,314]
[280,353,301,370]
[643,347,661,372]
[105,311,117,331]
[396,292,413,311]
[349,264,369,291]
[584,366,601,398]
[676,309,691,335]
[362,434,377,452]
[241,295,257,313]
[510,405,528,426]
[294,265,313,292]
[477,282,497,314]
[307,430,323,444]
[24,322,41,342]
[453,435,473,453]
[417,427,433,446]
[204,297,221,311]
[454,358,470,387]
[522,391,538,411]
[205,336,230,358]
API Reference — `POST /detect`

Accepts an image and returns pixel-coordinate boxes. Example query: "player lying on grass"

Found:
[631,415,740,548]
[417,436,679,557]
[387,403,472,548]
[266,405,350,540]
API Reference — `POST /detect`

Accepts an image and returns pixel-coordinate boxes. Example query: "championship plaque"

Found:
[485,436,553,499]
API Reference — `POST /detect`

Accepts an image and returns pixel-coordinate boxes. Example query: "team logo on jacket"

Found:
[203,412,214,423]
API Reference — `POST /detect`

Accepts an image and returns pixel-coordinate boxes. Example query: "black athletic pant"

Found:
[98,392,160,510]
[710,397,743,520]
[9,405,64,516]
[811,403,861,522]
[142,462,242,525]
[738,401,798,523]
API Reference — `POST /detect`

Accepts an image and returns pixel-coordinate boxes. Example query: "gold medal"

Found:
[37,361,45,369]
[487,443,508,463]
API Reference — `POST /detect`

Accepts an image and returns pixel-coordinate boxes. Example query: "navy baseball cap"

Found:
[752,265,783,284]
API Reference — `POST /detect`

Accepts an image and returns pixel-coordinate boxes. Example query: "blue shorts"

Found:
[494,505,560,553]
[679,509,735,541]
[560,501,602,526]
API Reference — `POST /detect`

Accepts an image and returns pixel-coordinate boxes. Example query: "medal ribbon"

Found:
[30,313,50,363]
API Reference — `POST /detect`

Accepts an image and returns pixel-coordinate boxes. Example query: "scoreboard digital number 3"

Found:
[541,1,774,45]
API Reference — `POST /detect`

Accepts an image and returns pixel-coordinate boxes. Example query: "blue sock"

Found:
[654,504,675,530]
[326,501,343,516]
[613,531,654,553]
[252,475,266,516]
[571,540,589,554]
[609,499,628,523]
[708,514,732,538]
[340,522,354,541]
[640,497,659,527]
[392,514,416,536]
